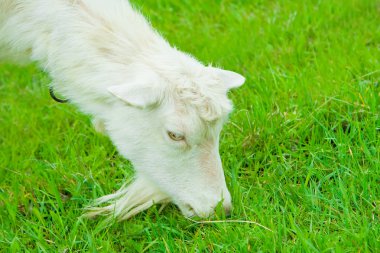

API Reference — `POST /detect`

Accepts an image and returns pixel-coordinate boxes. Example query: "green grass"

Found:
[1,0,379,251]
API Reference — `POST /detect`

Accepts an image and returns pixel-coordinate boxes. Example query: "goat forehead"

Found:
[172,83,232,122]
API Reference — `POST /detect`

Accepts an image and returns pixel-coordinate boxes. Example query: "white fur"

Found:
[0,0,245,219]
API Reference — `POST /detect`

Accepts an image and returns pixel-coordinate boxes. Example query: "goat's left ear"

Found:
[108,80,161,109]
[210,67,246,90]
[108,69,163,109]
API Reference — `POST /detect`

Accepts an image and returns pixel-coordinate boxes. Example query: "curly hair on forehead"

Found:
[175,83,233,122]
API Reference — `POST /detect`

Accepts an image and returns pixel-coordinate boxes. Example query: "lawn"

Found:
[0,0,379,252]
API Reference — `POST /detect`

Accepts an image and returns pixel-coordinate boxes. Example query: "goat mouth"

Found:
[84,176,171,221]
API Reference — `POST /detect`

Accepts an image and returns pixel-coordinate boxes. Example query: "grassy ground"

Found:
[1,0,379,252]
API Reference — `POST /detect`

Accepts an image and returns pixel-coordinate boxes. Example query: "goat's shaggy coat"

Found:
[0,0,245,219]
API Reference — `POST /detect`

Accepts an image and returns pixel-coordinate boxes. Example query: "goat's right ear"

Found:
[108,77,161,109]
[208,67,245,90]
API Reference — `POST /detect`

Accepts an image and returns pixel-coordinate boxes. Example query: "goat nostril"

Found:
[224,205,232,217]
[182,204,196,217]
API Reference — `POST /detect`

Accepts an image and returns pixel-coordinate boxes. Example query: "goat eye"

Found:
[167,131,185,141]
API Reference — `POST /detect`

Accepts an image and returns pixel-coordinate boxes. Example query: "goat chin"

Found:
[84,176,170,221]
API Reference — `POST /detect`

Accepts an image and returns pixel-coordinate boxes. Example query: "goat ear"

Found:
[108,80,161,109]
[210,67,246,90]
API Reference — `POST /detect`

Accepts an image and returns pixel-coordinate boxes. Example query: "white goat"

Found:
[0,0,245,220]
